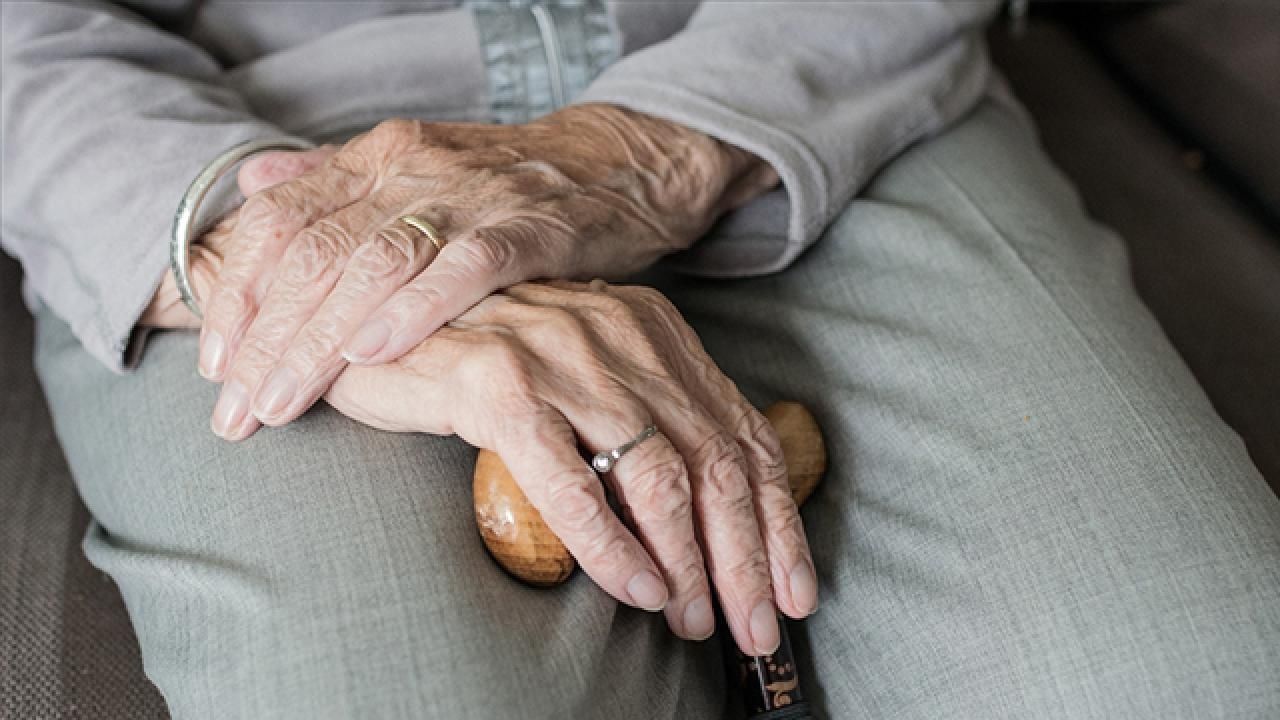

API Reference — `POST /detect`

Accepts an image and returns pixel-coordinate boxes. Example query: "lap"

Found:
[37,98,1280,719]
[653,99,1280,717]
[35,313,721,719]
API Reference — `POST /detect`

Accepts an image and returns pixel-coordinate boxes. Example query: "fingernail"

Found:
[211,381,249,437]
[626,571,668,612]
[254,367,297,420]
[199,331,227,379]
[223,412,260,443]
[344,320,392,363]
[749,599,780,656]
[789,561,819,616]
[682,596,715,640]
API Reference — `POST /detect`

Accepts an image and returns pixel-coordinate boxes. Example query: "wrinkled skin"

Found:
[141,113,812,655]
[330,280,817,657]
[146,211,816,655]
[186,104,777,443]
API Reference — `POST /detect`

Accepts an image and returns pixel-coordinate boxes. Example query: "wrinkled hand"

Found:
[141,167,813,654]
[141,144,338,329]
[192,105,776,441]
[326,281,817,655]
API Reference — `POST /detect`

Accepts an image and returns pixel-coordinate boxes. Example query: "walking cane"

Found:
[473,402,826,720]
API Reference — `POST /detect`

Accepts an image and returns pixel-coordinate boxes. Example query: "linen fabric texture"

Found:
[33,99,1280,719]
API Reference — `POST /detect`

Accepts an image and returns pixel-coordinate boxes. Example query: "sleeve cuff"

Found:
[574,79,828,278]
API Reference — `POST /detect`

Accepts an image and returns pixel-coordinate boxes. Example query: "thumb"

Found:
[237,144,339,196]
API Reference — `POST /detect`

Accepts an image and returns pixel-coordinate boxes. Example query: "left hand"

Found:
[325,280,818,656]
[197,104,777,441]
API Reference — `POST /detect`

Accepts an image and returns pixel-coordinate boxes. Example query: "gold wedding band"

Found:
[399,215,446,251]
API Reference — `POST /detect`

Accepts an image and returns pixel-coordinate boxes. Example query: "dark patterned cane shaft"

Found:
[733,615,817,720]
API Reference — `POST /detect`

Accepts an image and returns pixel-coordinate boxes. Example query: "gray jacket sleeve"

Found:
[578,1,1001,277]
[0,1,301,372]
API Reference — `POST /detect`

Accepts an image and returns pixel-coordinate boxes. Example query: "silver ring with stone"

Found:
[591,424,659,474]
[170,137,317,318]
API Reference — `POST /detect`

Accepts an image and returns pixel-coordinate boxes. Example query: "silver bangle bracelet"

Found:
[169,137,316,318]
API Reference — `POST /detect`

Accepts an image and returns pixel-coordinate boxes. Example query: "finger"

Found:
[250,215,441,426]
[658,400,778,657]
[141,244,219,329]
[496,409,668,613]
[237,145,340,196]
[210,196,391,440]
[343,223,536,365]
[552,381,714,642]
[625,286,817,620]
[719,400,816,619]
[503,282,779,652]
[142,213,240,329]
[199,147,374,381]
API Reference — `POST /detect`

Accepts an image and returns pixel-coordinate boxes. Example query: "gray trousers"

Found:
[35,100,1280,719]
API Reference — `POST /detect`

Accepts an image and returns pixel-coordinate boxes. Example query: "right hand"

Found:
[325,281,818,656]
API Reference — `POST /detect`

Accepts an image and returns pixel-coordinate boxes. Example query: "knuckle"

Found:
[720,484,757,520]
[370,118,422,146]
[754,478,802,529]
[352,229,416,282]
[458,232,516,278]
[238,192,281,227]
[238,189,301,237]
[627,283,669,307]
[289,322,346,366]
[512,160,578,192]
[670,556,707,593]
[695,433,751,504]
[545,471,607,535]
[737,409,787,479]
[283,224,348,284]
[474,337,536,402]
[591,293,649,338]
[592,288,633,315]
[246,152,299,184]
[490,167,573,204]
[523,304,588,344]
[396,281,447,313]
[764,502,807,545]
[482,169,526,197]
[626,456,693,522]
[580,531,637,572]
[723,547,771,588]
[268,151,310,177]
[189,252,223,300]
[617,284,676,318]
[234,332,279,368]
[481,336,524,375]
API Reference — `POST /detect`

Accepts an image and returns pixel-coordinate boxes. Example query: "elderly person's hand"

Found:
[145,217,816,655]
[140,144,338,329]
[192,105,777,441]
[325,280,817,656]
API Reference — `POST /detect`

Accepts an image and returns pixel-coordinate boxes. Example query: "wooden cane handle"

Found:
[473,401,826,586]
